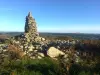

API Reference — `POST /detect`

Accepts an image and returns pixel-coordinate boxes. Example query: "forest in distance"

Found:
[0,32,100,40]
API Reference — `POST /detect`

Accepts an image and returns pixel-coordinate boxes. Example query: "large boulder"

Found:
[47,47,65,58]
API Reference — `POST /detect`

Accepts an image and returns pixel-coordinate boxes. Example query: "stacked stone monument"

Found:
[24,12,39,42]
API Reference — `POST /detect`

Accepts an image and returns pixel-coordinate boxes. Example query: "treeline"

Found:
[43,36,73,41]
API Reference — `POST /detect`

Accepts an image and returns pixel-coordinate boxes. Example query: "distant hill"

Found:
[0,34,10,40]
[0,32,100,40]
[0,32,23,37]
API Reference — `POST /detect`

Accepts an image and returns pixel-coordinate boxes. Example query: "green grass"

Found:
[0,56,100,75]
[0,57,63,75]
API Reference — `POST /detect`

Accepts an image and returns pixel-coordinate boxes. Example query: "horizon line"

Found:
[0,31,100,34]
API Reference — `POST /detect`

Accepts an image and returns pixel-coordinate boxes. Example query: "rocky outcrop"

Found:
[47,47,65,58]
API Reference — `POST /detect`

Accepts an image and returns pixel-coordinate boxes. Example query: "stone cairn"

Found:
[21,12,44,58]
[24,12,39,42]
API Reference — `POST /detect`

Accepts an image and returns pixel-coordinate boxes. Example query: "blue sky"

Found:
[0,0,100,33]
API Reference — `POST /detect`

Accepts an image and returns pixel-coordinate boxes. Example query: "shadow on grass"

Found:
[25,63,58,75]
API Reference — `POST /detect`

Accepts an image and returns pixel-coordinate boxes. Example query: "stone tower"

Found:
[24,12,39,42]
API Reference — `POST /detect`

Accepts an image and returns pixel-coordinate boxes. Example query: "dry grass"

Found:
[7,44,25,59]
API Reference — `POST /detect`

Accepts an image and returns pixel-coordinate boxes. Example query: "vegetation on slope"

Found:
[0,56,100,75]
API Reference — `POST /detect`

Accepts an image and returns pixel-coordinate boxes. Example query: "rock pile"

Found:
[24,12,39,42]
[0,12,80,62]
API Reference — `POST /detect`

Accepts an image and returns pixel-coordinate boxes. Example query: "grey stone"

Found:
[47,47,65,58]
[24,12,39,42]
